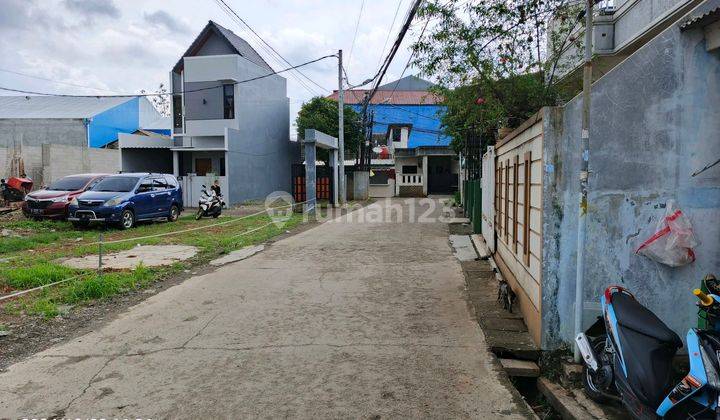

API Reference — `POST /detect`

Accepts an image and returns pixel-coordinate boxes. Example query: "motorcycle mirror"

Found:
[201,184,207,188]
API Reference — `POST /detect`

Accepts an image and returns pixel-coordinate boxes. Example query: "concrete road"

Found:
[0,199,531,419]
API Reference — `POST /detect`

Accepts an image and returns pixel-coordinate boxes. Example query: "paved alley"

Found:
[0,199,531,418]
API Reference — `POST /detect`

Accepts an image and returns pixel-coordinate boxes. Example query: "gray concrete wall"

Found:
[223,57,294,204]
[41,144,119,185]
[121,149,173,174]
[541,0,720,349]
[0,119,89,183]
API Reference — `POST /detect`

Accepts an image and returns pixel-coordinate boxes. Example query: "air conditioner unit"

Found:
[599,5,616,15]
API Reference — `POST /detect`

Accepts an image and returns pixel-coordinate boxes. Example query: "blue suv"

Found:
[68,173,183,229]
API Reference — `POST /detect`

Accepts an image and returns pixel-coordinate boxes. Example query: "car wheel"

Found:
[119,209,135,230]
[168,204,180,222]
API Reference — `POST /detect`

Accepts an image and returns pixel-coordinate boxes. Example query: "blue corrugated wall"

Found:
[88,97,140,148]
[349,104,451,148]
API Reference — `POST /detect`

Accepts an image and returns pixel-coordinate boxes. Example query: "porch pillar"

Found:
[172,151,180,176]
[329,149,339,207]
[422,155,429,196]
[304,141,317,215]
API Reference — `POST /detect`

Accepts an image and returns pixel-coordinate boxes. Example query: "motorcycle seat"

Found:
[612,292,682,347]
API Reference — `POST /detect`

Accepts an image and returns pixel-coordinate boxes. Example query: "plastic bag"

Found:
[635,200,699,267]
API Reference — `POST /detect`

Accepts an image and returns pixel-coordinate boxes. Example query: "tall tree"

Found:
[296,97,363,164]
[412,0,584,150]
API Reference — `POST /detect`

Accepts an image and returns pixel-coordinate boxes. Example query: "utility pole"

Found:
[574,0,593,362]
[337,49,346,205]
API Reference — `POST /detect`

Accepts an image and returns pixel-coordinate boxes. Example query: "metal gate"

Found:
[292,164,334,203]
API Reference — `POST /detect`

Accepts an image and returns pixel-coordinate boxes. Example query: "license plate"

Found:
[31,209,43,215]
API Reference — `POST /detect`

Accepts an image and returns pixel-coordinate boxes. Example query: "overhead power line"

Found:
[0,67,119,93]
[347,0,366,75]
[213,0,330,95]
[386,16,430,103]
[376,0,405,70]
[362,0,424,113]
[0,55,336,98]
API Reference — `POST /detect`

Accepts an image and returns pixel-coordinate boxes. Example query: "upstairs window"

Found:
[392,128,402,142]
[223,84,234,119]
[172,95,182,128]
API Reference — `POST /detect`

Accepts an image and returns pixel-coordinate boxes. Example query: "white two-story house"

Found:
[120,20,297,205]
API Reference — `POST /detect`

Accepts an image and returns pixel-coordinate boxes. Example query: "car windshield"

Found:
[47,176,91,191]
[91,176,139,192]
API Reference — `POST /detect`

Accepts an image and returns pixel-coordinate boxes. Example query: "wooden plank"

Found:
[500,358,540,377]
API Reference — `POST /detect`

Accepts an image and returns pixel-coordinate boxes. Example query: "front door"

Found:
[427,156,454,194]
[195,158,212,176]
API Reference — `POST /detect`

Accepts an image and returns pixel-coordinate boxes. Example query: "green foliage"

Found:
[411,0,585,150]
[29,298,59,319]
[63,265,153,303]
[0,263,75,289]
[296,97,363,163]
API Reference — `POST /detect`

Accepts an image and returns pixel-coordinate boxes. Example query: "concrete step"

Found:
[499,358,539,377]
[537,378,626,420]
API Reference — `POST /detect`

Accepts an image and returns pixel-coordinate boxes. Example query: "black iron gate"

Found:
[291,164,334,204]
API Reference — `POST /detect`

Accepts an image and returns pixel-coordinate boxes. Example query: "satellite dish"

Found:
[372,146,382,153]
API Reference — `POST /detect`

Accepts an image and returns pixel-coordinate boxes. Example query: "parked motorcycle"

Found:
[577,283,720,419]
[195,185,224,220]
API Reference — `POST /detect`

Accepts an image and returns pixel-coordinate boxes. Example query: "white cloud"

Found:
[0,0,428,128]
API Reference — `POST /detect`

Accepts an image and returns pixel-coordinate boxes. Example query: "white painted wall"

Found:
[492,118,544,345]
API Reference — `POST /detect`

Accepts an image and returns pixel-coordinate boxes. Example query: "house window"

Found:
[173,95,182,129]
[402,165,417,174]
[223,84,234,119]
[370,171,390,185]
[220,158,226,176]
[392,128,402,142]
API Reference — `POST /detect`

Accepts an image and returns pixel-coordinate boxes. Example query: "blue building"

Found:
[0,95,170,148]
[330,75,458,197]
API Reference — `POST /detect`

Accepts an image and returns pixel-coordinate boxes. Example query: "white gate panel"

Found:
[481,146,495,253]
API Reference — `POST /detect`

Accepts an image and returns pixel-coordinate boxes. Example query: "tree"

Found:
[295,97,363,164]
[140,83,171,117]
[411,0,584,150]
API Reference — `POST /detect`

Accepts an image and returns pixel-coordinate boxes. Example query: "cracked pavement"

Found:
[0,199,531,418]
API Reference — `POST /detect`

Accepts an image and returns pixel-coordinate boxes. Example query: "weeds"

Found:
[0,262,76,289]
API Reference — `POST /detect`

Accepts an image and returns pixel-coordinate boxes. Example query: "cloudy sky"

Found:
[0,0,427,138]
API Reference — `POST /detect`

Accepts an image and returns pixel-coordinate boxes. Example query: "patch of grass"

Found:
[62,264,153,303]
[0,262,75,289]
[28,298,59,319]
[0,231,64,254]
[0,203,324,321]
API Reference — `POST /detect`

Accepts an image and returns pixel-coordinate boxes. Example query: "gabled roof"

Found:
[0,96,134,119]
[377,75,435,91]
[172,20,273,73]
